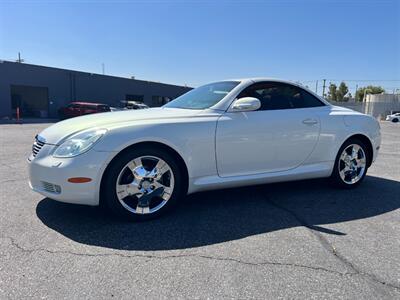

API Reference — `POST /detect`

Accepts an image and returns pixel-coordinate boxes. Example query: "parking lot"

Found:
[0,122,399,299]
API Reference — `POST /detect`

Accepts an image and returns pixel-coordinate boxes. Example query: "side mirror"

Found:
[230,97,261,112]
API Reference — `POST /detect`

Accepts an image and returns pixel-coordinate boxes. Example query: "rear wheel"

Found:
[102,147,185,221]
[330,138,369,188]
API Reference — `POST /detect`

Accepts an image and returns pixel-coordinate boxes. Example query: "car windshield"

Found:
[164,81,239,109]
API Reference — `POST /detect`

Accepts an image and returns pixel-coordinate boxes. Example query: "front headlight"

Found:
[53,128,107,158]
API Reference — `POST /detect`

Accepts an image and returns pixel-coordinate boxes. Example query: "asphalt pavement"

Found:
[0,122,399,299]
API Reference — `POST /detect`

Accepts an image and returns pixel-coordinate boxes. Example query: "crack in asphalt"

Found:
[1,207,398,294]
[264,197,400,292]
[1,215,399,295]
[1,235,355,277]
[0,163,14,170]
[1,200,400,294]
[0,178,28,184]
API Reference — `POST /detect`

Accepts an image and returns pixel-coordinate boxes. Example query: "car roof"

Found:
[70,101,108,106]
[208,77,331,111]
[223,77,306,87]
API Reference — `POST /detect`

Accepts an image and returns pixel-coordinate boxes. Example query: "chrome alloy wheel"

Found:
[338,144,367,185]
[116,156,175,214]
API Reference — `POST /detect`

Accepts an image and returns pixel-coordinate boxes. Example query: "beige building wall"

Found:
[330,94,400,120]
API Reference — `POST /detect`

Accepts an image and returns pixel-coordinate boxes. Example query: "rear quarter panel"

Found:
[304,106,380,167]
[342,113,381,162]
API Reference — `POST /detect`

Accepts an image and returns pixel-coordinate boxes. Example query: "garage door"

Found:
[11,85,49,118]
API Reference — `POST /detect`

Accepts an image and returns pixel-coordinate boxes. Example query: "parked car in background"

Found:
[110,107,123,112]
[109,101,149,113]
[121,101,149,110]
[58,102,111,119]
[386,112,400,123]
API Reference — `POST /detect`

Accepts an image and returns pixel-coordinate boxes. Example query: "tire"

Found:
[102,146,185,221]
[330,138,369,189]
[392,118,399,123]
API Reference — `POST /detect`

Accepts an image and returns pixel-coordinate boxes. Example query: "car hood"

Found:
[39,108,202,145]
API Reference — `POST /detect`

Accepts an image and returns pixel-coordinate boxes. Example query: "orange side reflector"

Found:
[68,177,92,183]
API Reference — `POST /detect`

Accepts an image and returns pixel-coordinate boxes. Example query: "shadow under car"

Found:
[36,176,400,251]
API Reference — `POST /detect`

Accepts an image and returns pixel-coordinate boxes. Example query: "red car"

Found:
[58,102,111,119]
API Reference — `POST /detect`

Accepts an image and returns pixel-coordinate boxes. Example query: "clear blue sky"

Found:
[0,0,399,93]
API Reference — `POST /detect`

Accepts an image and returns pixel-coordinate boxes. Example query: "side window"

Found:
[83,104,96,110]
[71,104,81,109]
[97,105,109,111]
[237,82,324,111]
[296,90,325,108]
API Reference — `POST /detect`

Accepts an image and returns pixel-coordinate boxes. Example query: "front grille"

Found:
[32,136,45,157]
[41,181,61,194]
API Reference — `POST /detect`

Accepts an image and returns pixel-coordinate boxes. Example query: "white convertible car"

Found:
[28,79,381,220]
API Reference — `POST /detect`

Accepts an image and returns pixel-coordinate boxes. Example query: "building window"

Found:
[152,96,171,106]
[126,94,144,102]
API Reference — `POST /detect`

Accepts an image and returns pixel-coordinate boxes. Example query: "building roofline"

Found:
[0,59,191,89]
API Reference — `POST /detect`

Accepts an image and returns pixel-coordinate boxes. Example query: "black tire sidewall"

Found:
[331,138,369,189]
[102,146,184,221]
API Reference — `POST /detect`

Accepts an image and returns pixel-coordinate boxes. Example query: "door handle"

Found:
[302,118,318,125]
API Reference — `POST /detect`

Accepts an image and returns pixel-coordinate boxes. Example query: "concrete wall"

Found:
[0,61,192,118]
[329,94,400,119]
[330,101,365,114]
[364,94,400,119]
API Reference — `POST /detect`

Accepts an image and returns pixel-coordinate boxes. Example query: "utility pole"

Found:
[315,80,318,94]
[354,84,358,102]
[102,63,105,75]
[322,79,326,98]
[16,52,24,63]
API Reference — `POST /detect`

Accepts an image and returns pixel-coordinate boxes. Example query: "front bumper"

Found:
[28,144,114,206]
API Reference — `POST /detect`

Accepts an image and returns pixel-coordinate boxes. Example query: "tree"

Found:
[327,83,337,101]
[345,92,353,101]
[355,86,385,102]
[336,82,349,101]
[327,82,349,101]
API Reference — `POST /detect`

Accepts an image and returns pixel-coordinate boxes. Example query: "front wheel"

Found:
[102,147,185,221]
[330,139,369,188]
[392,118,399,123]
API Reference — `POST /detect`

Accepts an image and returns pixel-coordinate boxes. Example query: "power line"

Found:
[326,79,400,82]
[302,79,400,82]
